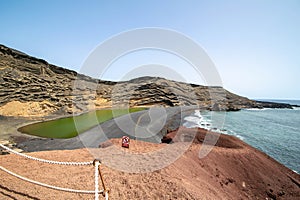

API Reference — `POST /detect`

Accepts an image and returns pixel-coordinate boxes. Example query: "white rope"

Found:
[0,144,93,166]
[94,161,100,200]
[0,165,103,194]
[0,144,108,199]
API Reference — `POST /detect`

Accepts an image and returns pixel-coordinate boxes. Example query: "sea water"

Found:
[183,100,300,174]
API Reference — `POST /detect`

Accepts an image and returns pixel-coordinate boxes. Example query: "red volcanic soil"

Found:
[0,127,299,199]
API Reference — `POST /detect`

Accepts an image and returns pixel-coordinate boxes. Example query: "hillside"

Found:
[0,44,292,117]
[0,44,299,200]
[0,128,299,199]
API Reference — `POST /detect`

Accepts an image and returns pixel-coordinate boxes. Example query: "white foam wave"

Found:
[245,108,271,111]
[183,110,225,133]
[183,121,199,128]
[236,135,244,140]
[183,110,246,140]
[184,116,201,122]
[217,129,245,141]
[183,110,204,129]
[194,110,202,117]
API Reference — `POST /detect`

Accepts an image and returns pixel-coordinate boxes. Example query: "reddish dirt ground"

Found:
[0,127,299,199]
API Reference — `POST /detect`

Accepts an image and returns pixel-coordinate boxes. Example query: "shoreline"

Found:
[1,106,299,174]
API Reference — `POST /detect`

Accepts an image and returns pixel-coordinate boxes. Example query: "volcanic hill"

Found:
[0,44,299,200]
[0,44,293,118]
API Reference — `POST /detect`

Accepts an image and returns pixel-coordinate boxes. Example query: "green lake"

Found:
[18,108,145,139]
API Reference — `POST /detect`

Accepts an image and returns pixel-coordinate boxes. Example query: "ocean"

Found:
[183,100,300,174]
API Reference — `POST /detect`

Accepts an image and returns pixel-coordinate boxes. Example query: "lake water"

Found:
[183,100,300,174]
[18,108,145,139]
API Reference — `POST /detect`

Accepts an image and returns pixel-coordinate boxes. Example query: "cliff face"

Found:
[0,44,111,116]
[0,44,292,117]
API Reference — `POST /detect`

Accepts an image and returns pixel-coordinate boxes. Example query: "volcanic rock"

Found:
[0,44,293,117]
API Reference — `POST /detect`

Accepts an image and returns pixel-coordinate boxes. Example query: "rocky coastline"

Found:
[0,44,294,119]
[0,43,296,155]
[0,44,299,199]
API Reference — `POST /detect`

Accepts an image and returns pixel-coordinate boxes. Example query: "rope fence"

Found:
[95,160,100,200]
[0,165,99,194]
[0,144,108,200]
[0,144,93,166]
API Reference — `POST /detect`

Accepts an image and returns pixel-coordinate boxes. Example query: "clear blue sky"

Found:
[1,0,299,99]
